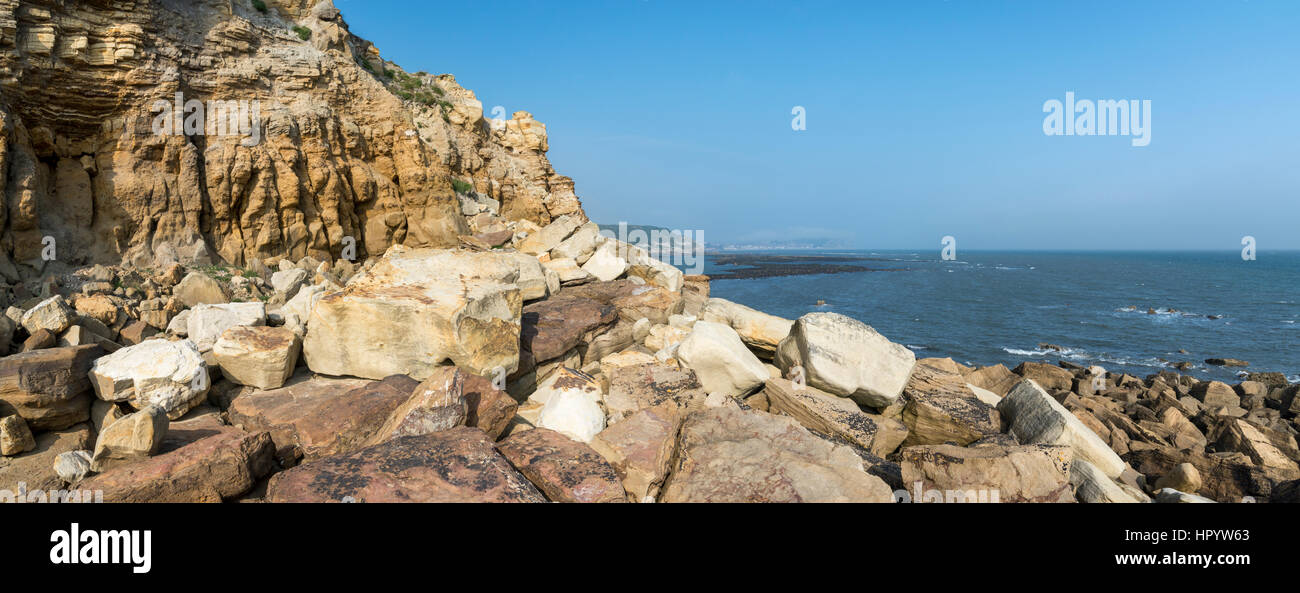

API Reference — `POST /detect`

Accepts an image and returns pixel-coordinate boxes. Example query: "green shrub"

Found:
[292,25,312,41]
[451,179,474,194]
[252,0,267,13]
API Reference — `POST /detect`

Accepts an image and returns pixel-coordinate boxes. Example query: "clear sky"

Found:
[339,0,1300,250]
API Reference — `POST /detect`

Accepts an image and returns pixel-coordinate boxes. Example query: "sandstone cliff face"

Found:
[0,0,583,280]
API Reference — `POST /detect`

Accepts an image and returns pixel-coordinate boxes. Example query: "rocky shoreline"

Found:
[1,219,1297,503]
[0,1,1296,504]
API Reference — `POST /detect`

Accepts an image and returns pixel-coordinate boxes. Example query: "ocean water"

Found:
[704,251,1300,385]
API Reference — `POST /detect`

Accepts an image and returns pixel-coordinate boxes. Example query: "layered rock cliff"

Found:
[0,0,583,280]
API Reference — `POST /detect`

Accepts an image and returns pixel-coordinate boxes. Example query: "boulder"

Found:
[228,376,411,465]
[774,312,916,408]
[762,377,908,457]
[998,379,1127,478]
[520,296,616,364]
[303,247,523,379]
[0,345,100,430]
[681,275,710,316]
[965,364,1021,397]
[270,268,310,299]
[118,321,157,346]
[88,339,209,420]
[534,368,606,442]
[0,414,36,456]
[1012,362,1074,393]
[580,240,629,282]
[53,450,93,483]
[660,406,895,503]
[212,326,301,390]
[541,258,593,286]
[517,215,581,256]
[1070,458,1143,503]
[461,370,518,440]
[551,222,603,263]
[173,272,229,307]
[1153,462,1203,494]
[506,252,550,301]
[20,296,75,335]
[900,363,1000,447]
[21,329,55,351]
[267,428,546,503]
[496,427,627,502]
[1190,381,1241,409]
[900,444,1075,503]
[700,298,793,356]
[590,403,683,502]
[90,404,168,471]
[79,413,275,502]
[186,302,267,352]
[369,367,468,444]
[604,362,708,422]
[676,321,767,398]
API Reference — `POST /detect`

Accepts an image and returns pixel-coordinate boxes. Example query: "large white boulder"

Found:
[998,379,1127,479]
[88,339,209,420]
[532,368,606,442]
[775,312,915,408]
[303,246,522,380]
[676,321,767,398]
[186,302,267,352]
[580,240,628,282]
[700,298,793,355]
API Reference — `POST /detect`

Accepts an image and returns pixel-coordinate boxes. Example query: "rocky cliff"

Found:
[0,0,583,280]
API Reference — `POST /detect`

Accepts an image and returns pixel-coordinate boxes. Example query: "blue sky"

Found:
[340,0,1300,249]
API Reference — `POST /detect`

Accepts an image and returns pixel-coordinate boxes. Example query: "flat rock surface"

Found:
[267,427,546,503]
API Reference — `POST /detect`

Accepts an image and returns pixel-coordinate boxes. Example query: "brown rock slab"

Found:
[368,367,468,444]
[605,362,708,422]
[228,376,418,465]
[80,414,275,502]
[520,296,616,363]
[463,370,517,439]
[497,427,626,502]
[267,427,546,503]
[0,344,100,430]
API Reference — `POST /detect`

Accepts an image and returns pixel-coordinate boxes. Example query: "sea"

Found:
[703,250,1300,385]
